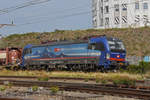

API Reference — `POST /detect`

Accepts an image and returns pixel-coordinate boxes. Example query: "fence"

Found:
[126,56,150,65]
[126,56,142,65]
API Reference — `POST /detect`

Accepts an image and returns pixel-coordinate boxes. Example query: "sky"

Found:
[0,0,92,36]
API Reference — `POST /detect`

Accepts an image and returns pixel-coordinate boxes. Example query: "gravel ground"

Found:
[0,86,141,100]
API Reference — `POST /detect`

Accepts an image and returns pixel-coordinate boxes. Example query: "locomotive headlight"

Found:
[106,53,110,60]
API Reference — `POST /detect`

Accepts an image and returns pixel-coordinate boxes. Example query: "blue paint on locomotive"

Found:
[21,36,127,69]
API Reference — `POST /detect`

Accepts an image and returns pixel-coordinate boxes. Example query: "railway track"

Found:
[0,79,149,100]
[0,98,31,100]
[0,75,145,82]
[0,76,148,90]
[0,76,146,89]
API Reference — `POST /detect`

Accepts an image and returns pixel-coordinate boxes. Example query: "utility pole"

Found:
[0,21,15,49]
[0,21,15,37]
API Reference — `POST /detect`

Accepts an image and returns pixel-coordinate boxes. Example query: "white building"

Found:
[92,0,150,29]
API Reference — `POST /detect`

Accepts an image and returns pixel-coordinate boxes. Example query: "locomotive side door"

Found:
[96,42,106,67]
[87,43,100,65]
[88,42,105,66]
[23,48,32,66]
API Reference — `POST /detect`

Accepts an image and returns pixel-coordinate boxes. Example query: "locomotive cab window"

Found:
[88,43,96,50]
[107,37,125,53]
[23,49,27,56]
[88,42,105,51]
[23,48,32,55]
[95,42,105,51]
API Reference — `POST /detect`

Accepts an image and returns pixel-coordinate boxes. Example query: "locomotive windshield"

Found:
[107,38,125,53]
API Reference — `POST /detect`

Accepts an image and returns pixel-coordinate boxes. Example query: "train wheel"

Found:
[13,66,19,71]
[121,65,127,70]
[5,66,11,70]
[112,69,117,73]
[95,66,99,72]
[100,66,106,72]
[26,66,31,71]
[44,65,50,72]
[20,67,26,71]
[66,64,72,71]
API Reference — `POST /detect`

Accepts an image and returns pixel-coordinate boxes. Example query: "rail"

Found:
[0,98,31,100]
[0,79,149,99]
[0,75,145,82]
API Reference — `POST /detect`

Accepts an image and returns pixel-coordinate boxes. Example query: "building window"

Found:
[114,4,119,12]
[105,6,109,13]
[105,17,109,25]
[143,3,148,9]
[122,16,127,23]
[101,7,103,13]
[135,2,139,9]
[114,17,120,24]
[93,19,97,27]
[100,18,103,26]
[122,4,127,11]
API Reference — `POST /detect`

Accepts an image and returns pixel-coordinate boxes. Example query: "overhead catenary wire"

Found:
[17,11,91,26]
[19,3,90,20]
[1,3,92,36]
[14,0,149,27]
[0,0,52,32]
[1,0,149,36]
[0,0,51,15]
[1,0,148,25]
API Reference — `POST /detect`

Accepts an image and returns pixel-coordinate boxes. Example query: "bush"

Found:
[32,86,38,92]
[113,80,120,86]
[113,79,135,86]
[126,65,141,74]
[139,61,150,73]
[38,75,49,81]
[126,61,150,74]
[84,78,89,82]
[50,86,59,95]
[95,78,100,83]
[6,83,13,88]
[0,86,6,91]
[101,79,107,84]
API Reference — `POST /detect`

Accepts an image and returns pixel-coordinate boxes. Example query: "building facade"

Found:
[92,0,150,29]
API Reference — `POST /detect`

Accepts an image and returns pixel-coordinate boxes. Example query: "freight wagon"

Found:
[0,48,22,67]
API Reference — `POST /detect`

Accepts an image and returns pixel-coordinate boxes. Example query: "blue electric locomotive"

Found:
[21,35,127,71]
